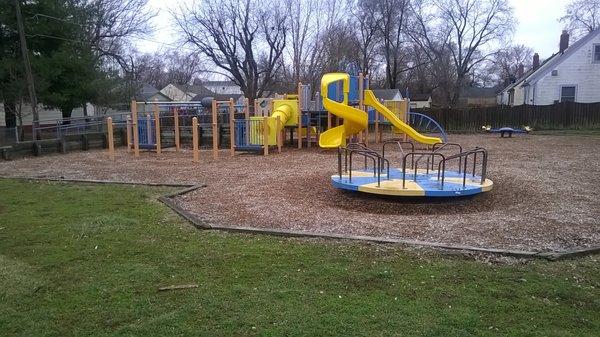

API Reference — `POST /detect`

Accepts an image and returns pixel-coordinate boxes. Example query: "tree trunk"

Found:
[62,108,73,121]
[4,100,17,128]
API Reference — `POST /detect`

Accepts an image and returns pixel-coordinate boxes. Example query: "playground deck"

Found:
[1,133,598,253]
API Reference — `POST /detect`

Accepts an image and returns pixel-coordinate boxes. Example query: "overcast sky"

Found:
[138,0,572,60]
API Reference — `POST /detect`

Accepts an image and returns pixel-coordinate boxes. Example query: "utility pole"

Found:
[13,0,39,138]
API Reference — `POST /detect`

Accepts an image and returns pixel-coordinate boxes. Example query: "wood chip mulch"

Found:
[1,134,598,252]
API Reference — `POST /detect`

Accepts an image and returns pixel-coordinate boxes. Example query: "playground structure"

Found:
[319,72,493,197]
[104,82,334,161]
[100,69,453,162]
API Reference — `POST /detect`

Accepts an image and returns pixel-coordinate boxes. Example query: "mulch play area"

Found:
[1,133,598,253]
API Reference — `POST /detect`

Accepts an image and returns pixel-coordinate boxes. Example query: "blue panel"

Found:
[332,178,360,191]
[348,76,359,102]
[137,118,156,147]
[327,81,344,103]
[235,120,247,147]
[367,107,386,123]
[302,114,310,125]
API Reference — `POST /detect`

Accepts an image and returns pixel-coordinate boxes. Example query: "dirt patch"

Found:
[1,133,599,252]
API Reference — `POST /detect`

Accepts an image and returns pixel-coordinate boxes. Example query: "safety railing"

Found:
[436,147,488,187]
[338,143,390,187]
[382,140,415,170]
[402,152,447,189]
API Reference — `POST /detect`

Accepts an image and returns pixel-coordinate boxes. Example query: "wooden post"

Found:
[107,117,115,161]
[153,101,161,154]
[297,82,302,149]
[358,73,369,144]
[229,98,235,156]
[192,117,199,162]
[375,109,379,144]
[132,100,139,157]
[276,116,282,153]
[263,116,269,156]
[245,98,250,146]
[174,107,180,151]
[211,99,218,159]
[126,115,132,153]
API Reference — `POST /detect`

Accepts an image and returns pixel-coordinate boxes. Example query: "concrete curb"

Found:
[2,176,599,260]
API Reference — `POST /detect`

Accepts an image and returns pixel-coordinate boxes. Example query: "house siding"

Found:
[1,103,92,126]
[203,83,242,96]
[410,99,431,109]
[530,34,600,105]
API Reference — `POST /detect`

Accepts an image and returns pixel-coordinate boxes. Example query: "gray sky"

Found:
[139,0,572,60]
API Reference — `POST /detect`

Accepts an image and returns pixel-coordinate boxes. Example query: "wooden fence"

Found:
[416,102,600,131]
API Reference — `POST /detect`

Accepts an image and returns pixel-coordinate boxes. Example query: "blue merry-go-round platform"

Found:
[332,168,493,197]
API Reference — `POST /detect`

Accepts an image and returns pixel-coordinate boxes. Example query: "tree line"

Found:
[1,0,598,127]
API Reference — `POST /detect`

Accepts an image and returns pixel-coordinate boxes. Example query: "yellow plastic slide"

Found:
[318,73,368,148]
[363,90,442,145]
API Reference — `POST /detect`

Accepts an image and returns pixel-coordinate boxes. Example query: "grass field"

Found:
[0,179,598,336]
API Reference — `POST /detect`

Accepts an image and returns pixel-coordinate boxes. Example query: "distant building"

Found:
[409,93,432,109]
[161,82,244,103]
[201,80,243,96]
[498,28,600,106]
[135,83,171,102]
[160,84,209,101]
[370,89,403,101]
[0,103,91,126]
[459,87,498,107]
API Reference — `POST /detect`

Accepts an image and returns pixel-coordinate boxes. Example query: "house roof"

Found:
[526,28,600,84]
[501,28,600,92]
[409,93,431,101]
[371,89,402,101]
[136,91,171,102]
[140,83,159,94]
[135,83,171,102]
[462,87,498,98]
[500,53,557,93]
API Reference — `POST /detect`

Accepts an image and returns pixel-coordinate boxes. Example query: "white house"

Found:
[499,29,600,106]
[409,93,432,109]
[202,81,243,96]
[1,103,93,127]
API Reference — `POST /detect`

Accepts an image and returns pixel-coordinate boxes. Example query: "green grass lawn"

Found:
[0,179,598,336]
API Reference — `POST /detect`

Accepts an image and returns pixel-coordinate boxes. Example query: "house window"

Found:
[594,44,600,63]
[560,86,576,102]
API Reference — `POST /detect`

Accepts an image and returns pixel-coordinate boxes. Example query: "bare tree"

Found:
[351,0,381,77]
[175,0,287,101]
[410,0,514,105]
[284,0,318,84]
[487,45,533,86]
[560,0,600,38]
[375,0,412,89]
[84,0,156,70]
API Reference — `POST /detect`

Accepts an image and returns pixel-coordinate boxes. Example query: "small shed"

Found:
[409,93,432,109]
